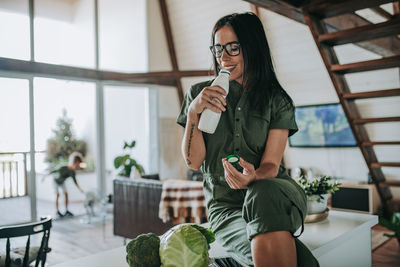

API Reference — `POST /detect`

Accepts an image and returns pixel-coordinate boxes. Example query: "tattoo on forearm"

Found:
[187,123,195,162]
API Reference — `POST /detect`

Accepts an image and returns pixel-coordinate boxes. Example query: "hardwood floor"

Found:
[372,225,400,267]
[373,238,400,267]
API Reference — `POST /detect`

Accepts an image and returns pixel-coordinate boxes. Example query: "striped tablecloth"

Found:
[159,179,207,224]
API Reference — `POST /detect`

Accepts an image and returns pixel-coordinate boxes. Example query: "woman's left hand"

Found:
[222,157,256,189]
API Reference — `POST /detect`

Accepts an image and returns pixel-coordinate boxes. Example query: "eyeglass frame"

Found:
[209,41,241,58]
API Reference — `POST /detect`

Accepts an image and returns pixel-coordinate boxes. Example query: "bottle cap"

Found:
[226,154,243,172]
[226,154,240,164]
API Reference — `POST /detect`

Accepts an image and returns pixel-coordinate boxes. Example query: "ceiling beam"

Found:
[243,0,305,23]
[0,57,213,86]
[159,0,184,105]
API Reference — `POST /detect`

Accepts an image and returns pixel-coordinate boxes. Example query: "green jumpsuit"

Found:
[177,80,319,267]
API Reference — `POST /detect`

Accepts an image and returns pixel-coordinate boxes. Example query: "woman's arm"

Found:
[255,128,289,179]
[181,110,206,170]
[181,85,228,170]
[222,129,289,189]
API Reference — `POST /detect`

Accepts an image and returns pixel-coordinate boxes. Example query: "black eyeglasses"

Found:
[209,41,241,58]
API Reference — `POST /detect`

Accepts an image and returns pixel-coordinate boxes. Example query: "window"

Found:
[34,0,95,68]
[0,0,30,60]
[104,85,151,193]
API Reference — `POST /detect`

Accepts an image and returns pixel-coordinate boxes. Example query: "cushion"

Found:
[0,247,39,267]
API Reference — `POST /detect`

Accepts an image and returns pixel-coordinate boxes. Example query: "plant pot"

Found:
[307,194,328,214]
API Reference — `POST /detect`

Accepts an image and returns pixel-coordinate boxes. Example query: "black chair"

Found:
[0,216,52,267]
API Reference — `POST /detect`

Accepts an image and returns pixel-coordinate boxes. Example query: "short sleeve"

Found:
[176,87,194,128]
[270,94,298,137]
[71,171,77,184]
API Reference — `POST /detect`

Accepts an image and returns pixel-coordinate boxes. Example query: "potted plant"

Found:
[297,175,341,214]
[114,140,145,178]
[379,213,400,245]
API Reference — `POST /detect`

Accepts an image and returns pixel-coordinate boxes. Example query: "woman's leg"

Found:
[244,178,318,267]
[252,231,296,267]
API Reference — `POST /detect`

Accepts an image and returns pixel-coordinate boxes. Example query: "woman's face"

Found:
[214,26,244,84]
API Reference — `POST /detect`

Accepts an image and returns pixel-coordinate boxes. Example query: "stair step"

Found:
[371,162,400,168]
[318,17,400,46]
[362,141,400,146]
[331,55,400,74]
[306,0,394,19]
[342,88,400,99]
[380,181,400,187]
[370,7,393,20]
[353,117,400,124]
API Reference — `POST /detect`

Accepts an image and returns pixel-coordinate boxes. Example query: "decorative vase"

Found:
[307,194,328,214]
[130,168,141,179]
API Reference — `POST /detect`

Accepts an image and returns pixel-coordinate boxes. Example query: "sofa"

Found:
[113,177,174,239]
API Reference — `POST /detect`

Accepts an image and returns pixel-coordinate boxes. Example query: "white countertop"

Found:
[53,210,378,267]
[299,210,377,257]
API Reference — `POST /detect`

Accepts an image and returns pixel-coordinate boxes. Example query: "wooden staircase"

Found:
[300,0,400,217]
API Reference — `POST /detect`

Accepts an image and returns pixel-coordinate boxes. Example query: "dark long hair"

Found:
[211,12,293,112]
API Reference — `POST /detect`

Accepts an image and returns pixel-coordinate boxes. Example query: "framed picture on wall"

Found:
[289,103,357,147]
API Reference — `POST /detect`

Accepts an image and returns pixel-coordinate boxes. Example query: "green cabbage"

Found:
[159,224,213,267]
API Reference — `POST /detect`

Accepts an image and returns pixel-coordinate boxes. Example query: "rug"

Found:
[372,229,394,250]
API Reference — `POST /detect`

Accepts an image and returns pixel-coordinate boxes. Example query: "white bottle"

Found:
[198,70,230,134]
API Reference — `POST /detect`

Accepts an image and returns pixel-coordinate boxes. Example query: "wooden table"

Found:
[54,210,377,267]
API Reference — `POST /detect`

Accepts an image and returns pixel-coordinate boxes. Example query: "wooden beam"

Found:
[251,4,260,17]
[342,88,400,99]
[371,162,400,168]
[0,57,176,86]
[159,0,183,105]
[362,141,400,146]
[394,2,400,15]
[331,55,400,74]
[353,116,400,124]
[305,0,395,19]
[243,0,305,24]
[178,70,214,77]
[0,57,214,86]
[370,7,393,20]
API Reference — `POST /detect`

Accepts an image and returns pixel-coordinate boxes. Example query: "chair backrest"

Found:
[0,216,52,267]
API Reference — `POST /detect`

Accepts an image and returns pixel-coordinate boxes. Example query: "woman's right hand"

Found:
[188,85,227,115]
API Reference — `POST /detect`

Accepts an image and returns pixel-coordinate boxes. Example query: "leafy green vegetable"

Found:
[159,224,215,267]
[126,233,160,267]
[191,225,216,249]
[379,212,400,241]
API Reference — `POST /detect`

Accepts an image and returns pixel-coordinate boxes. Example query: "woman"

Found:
[177,13,319,267]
